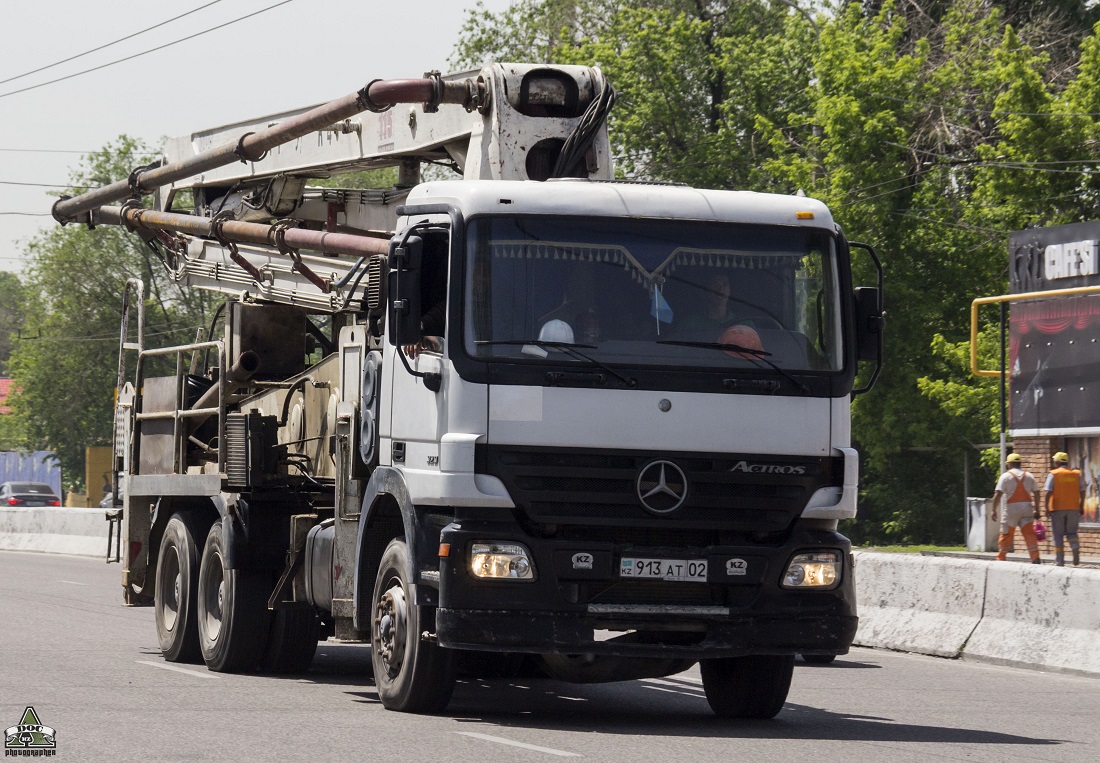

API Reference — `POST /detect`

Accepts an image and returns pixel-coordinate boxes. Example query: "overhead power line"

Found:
[0,0,297,100]
[0,148,101,155]
[0,1,224,87]
[0,180,94,189]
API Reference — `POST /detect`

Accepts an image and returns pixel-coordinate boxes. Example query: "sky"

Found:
[0,0,515,275]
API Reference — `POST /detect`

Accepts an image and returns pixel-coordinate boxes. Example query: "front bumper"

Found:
[435,520,857,659]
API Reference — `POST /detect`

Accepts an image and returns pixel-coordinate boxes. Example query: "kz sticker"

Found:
[726,558,748,576]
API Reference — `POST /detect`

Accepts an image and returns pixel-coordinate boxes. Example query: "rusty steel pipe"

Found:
[53,76,482,224]
[94,205,390,258]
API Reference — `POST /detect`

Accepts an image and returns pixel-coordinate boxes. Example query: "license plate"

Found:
[619,557,707,582]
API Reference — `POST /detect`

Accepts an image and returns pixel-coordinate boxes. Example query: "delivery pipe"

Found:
[92,205,390,259]
[187,350,262,436]
[53,75,484,224]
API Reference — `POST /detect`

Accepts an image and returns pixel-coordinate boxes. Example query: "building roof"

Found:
[0,377,12,415]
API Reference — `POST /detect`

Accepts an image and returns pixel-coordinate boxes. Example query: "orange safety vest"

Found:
[1007,471,1033,503]
[1049,467,1082,511]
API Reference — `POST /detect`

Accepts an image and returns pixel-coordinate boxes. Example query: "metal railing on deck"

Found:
[133,340,228,475]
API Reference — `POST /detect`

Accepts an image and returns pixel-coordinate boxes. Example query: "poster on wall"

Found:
[1009,295,1100,433]
[1069,437,1099,527]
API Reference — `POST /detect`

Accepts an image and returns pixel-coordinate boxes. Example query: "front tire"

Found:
[371,538,455,712]
[700,655,795,719]
[197,519,270,672]
[154,512,203,663]
[801,654,836,665]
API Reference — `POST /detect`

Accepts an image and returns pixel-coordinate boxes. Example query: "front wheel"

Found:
[700,655,795,719]
[196,519,270,672]
[371,538,455,712]
[801,654,836,665]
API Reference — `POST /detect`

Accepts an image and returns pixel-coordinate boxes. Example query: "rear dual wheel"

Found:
[262,603,321,674]
[154,513,204,663]
[156,513,320,674]
[197,519,270,673]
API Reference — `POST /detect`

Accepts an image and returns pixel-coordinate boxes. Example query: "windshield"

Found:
[463,216,843,373]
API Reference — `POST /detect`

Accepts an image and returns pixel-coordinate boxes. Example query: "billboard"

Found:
[1008,224,1100,435]
[1010,221,1100,293]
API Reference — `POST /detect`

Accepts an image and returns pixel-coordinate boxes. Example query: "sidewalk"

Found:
[922,550,1100,569]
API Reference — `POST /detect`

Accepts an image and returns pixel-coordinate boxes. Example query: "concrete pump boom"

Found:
[51,72,484,224]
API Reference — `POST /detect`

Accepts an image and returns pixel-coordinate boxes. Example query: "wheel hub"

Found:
[374,584,407,676]
[157,547,181,632]
[201,552,226,643]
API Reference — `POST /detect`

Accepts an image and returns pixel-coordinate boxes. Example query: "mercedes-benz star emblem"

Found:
[636,460,688,514]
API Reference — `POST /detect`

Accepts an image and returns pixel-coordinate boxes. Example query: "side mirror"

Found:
[387,235,423,347]
[854,286,884,362]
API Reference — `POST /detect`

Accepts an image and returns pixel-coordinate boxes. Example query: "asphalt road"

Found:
[2,550,1097,762]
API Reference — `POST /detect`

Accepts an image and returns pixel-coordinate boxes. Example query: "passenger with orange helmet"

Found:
[1044,451,1086,567]
[990,453,1041,564]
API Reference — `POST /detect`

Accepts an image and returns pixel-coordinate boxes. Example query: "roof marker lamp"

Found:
[470,542,535,581]
[782,551,840,589]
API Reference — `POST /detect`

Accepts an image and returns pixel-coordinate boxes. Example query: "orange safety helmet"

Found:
[719,324,764,359]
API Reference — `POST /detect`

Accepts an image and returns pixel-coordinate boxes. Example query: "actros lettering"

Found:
[730,461,806,475]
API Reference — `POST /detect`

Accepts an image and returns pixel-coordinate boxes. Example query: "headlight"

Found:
[469,542,535,580]
[782,551,840,589]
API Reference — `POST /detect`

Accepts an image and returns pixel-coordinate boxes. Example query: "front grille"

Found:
[584,581,716,606]
[479,445,838,530]
[560,525,721,547]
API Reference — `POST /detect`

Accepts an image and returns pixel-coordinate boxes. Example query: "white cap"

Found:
[538,319,575,344]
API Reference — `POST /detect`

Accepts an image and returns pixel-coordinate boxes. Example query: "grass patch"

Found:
[856,545,967,554]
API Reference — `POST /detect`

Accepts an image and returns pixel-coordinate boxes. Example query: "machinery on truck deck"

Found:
[56,63,884,717]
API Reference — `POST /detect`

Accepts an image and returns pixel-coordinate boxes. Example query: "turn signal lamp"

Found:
[782,551,840,589]
[470,542,535,580]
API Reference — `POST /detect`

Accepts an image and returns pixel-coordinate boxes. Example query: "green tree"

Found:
[0,271,25,376]
[7,137,215,486]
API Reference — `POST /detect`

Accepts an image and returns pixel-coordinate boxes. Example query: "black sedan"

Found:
[0,481,61,507]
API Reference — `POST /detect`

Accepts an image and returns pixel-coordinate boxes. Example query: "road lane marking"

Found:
[645,675,702,687]
[642,685,704,698]
[455,732,579,757]
[56,580,88,585]
[137,660,219,679]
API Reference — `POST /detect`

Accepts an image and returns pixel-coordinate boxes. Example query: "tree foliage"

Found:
[7,137,215,487]
[0,271,25,376]
[455,0,1100,544]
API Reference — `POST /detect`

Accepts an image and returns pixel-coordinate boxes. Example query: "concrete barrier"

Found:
[963,563,1100,676]
[0,506,108,557]
[853,551,987,657]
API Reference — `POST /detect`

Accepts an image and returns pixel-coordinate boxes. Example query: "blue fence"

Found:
[0,451,62,495]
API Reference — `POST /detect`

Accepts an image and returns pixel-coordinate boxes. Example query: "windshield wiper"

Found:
[657,340,810,394]
[476,340,637,388]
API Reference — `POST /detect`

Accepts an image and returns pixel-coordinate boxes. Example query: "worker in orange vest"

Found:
[1044,451,1086,567]
[990,453,1041,564]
